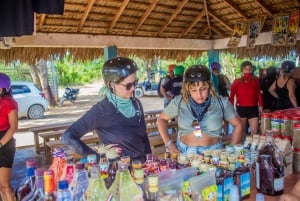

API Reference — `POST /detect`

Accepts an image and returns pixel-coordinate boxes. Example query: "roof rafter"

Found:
[132,0,159,35]
[208,11,233,31]
[198,25,209,38]
[179,10,206,37]
[254,0,274,16]
[108,0,130,33]
[222,0,248,19]
[38,14,46,30]
[211,25,223,37]
[157,0,189,36]
[203,0,212,37]
[77,0,96,32]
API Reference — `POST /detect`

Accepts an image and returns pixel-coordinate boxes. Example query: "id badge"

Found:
[192,120,202,138]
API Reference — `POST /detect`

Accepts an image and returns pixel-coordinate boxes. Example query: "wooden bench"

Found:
[45,133,100,163]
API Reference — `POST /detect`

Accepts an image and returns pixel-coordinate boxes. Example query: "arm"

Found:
[268,80,278,99]
[228,115,243,144]
[0,109,18,145]
[257,79,263,113]
[287,78,298,107]
[279,180,300,201]
[157,112,180,154]
[229,80,237,105]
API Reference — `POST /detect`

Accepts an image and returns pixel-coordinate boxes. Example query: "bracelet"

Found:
[164,139,172,147]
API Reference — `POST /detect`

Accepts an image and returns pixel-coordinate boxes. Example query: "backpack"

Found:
[157,75,171,98]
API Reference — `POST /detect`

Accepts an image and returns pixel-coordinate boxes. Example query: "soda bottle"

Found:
[56,180,72,201]
[69,162,89,201]
[43,170,56,201]
[21,168,45,201]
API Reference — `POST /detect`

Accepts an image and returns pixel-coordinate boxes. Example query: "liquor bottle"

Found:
[145,174,159,201]
[87,154,97,177]
[15,159,37,201]
[256,130,284,196]
[21,168,45,201]
[233,160,251,200]
[99,152,109,180]
[43,170,56,201]
[105,156,119,188]
[69,162,89,201]
[107,162,143,201]
[84,165,108,200]
[56,180,72,201]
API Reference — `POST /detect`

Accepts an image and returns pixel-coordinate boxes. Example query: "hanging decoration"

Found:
[286,11,300,46]
[247,19,264,48]
[227,21,247,48]
[271,14,289,46]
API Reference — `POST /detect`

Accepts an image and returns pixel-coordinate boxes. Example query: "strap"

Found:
[217,96,225,119]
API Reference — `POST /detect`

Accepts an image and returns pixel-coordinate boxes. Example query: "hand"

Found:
[278,192,300,201]
[105,144,123,156]
[168,143,180,154]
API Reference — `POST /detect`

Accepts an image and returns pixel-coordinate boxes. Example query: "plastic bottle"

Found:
[233,160,251,200]
[21,168,44,201]
[145,174,159,201]
[15,159,37,201]
[105,156,119,188]
[43,170,56,201]
[48,147,66,189]
[255,193,265,201]
[69,162,89,201]
[229,184,240,201]
[56,180,72,201]
[107,162,143,201]
[87,154,97,177]
[84,165,108,200]
[256,130,284,196]
[60,155,75,184]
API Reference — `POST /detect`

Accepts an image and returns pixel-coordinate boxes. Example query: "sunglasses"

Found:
[118,78,139,91]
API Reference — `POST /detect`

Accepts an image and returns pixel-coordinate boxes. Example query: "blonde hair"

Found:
[181,81,218,102]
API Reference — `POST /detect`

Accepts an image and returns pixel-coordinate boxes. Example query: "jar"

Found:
[281,114,292,142]
[271,113,282,138]
[261,112,272,134]
[291,116,300,139]
[293,123,300,149]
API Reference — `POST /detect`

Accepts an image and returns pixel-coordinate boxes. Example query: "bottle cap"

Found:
[75,162,85,170]
[26,159,37,168]
[256,193,265,201]
[58,180,69,190]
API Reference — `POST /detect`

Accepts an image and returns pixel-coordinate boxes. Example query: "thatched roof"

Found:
[1,0,300,62]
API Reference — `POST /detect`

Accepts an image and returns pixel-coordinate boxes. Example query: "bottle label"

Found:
[256,162,260,189]
[240,172,251,197]
[274,177,284,191]
[223,176,234,201]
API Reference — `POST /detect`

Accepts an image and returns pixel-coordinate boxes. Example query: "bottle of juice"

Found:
[69,162,89,201]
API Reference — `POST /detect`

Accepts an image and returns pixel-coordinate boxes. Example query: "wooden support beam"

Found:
[198,25,209,38]
[254,0,273,17]
[108,0,130,33]
[222,0,248,19]
[38,14,46,30]
[203,0,212,37]
[132,0,159,35]
[157,0,189,36]
[179,10,205,37]
[77,0,96,32]
[208,11,233,32]
[211,26,223,37]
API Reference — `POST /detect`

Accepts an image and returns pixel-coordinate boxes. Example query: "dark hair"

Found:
[240,61,253,71]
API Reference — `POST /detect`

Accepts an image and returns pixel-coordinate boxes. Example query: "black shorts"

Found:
[236,106,259,119]
[0,131,16,168]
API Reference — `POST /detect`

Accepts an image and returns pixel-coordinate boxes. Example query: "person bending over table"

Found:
[157,65,243,156]
[62,57,151,163]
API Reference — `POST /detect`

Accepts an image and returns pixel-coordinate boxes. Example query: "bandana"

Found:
[189,95,211,122]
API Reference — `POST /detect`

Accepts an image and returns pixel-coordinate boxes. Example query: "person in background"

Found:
[269,60,298,110]
[292,66,300,106]
[159,64,176,107]
[162,65,185,102]
[0,73,18,201]
[260,66,278,112]
[62,57,152,163]
[210,61,231,135]
[230,61,263,135]
[157,65,242,156]
[279,180,300,201]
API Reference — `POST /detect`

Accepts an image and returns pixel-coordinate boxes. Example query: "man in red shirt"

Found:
[230,61,263,135]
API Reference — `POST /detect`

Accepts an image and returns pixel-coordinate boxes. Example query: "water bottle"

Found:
[229,184,240,201]
[255,193,265,201]
[56,180,72,201]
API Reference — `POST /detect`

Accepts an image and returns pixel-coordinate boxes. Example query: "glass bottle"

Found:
[15,159,37,201]
[43,170,56,201]
[69,162,89,201]
[87,154,97,177]
[105,156,119,188]
[21,168,45,201]
[145,174,159,201]
[56,180,72,201]
[256,130,284,196]
[84,165,108,200]
[234,161,251,200]
[107,162,143,201]
[99,152,109,180]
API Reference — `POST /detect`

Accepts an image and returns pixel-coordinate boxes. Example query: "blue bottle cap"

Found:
[58,180,69,190]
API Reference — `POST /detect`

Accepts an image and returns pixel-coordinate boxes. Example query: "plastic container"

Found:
[271,113,282,138]
[293,151,300,173]
[261,112,272,134]
[293,123,300,150]
[281,114,292,142]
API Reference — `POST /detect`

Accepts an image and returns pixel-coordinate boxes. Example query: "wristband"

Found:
[164,140,172,147]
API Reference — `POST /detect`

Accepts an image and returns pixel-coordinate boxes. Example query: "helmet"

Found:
[281,60,295,73]
[211,62,221,71]
[167,64,176,73]
[173,65,185,76]
[0,73,11,91]
[184,65,211,82]
[102,57,138,83]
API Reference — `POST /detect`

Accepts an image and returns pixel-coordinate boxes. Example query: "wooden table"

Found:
[29,122,72,154]
[245,173,300,201]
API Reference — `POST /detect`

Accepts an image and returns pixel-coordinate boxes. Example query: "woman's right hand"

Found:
[168,143,180,154]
